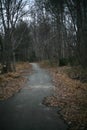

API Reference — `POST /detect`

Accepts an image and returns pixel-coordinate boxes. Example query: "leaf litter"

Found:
[43,66,87,130]
[0,62,32,100]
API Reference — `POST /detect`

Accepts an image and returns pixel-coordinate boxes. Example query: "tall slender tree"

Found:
[0,0,29,72]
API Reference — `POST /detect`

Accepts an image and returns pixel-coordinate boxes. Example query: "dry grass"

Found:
[0,62,32,100]
[16,62,32,73]
[40,60,57,68]
[42,66,87,130]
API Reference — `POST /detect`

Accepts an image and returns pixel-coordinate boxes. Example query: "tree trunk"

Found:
[76,0,87,68]
[3,31,13,72]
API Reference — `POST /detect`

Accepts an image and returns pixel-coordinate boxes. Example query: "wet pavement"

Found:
[0,63,68,130]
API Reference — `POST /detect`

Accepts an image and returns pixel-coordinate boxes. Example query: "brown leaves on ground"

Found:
[43,66,87,130]
[0,62,32,100]
[16,62,32,74]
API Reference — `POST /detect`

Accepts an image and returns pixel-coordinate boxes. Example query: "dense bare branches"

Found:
[0,0,29,72]
[31,0,87,67]
[0,0,87,72]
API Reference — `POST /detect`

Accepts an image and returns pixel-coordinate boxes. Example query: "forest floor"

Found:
[40,62,87,130]
[0,62,32,100]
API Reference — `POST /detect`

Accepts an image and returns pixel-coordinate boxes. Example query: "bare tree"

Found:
[0,0,29,72]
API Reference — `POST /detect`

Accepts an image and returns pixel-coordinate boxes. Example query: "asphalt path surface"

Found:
[0,63,68,130]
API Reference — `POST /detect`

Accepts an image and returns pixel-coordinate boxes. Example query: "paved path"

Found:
[0,63,67,130]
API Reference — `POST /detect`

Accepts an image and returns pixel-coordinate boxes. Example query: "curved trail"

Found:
[0,63,67,130]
